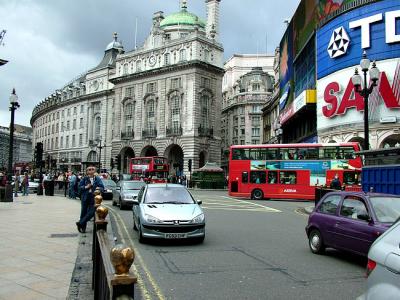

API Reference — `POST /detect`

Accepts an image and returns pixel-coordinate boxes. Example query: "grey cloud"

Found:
[0,0,299,127]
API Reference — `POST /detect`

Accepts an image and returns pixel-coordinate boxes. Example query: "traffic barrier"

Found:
[92,190,137,299]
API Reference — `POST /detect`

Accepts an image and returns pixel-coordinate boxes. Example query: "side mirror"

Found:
[357,213,372,222]
[197,200,202,205]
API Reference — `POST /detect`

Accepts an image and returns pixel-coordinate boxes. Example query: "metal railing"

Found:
[166,127,182,136]
[92,192,137,299]
[121,130,135,139]
[198,126,213,138]
[142,128,157,138]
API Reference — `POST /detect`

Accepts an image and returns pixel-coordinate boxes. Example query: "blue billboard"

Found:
[317,0,400,79]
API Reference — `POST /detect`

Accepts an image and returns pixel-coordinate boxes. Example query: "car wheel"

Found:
[309,229,325,254]
[252,189,263,200]
[133,218,138,231]
[119,200,124,210]
[112,199,117,206]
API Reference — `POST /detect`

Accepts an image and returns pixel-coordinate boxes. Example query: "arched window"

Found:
[136,60,142,72]
[146,99,155,131]
[124,102,134,132]
[170,96,180,130]
[164,53,170,65]
[200,95,210,129]
[123,63,128,75]
[95,116,101,138]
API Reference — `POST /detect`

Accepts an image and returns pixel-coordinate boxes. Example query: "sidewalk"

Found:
[0,194,80,300]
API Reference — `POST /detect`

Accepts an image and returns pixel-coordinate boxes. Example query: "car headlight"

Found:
[191,214,205,224]
[106,189,112,193]
[144,214,161,224]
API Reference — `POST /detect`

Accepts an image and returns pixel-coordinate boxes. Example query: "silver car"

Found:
[358,218,400,300]
[114,180,146,210]
[132,184,205,243]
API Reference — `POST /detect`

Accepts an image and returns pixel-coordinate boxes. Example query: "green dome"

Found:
[160,9,206,29]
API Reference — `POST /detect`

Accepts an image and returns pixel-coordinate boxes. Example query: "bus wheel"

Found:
[252,189,263,200]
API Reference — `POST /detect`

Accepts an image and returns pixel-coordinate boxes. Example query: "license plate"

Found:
[165,233,187,239]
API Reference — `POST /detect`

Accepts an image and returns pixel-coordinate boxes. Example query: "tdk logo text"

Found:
[328,9,400,58]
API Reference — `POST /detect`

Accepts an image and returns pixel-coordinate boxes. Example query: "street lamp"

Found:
[351,51,380,150]
[6,88,20,201]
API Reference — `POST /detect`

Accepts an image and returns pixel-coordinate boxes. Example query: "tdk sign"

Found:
[317,0,400,79]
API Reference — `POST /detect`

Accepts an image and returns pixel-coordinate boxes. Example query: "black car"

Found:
[101,179,117,200]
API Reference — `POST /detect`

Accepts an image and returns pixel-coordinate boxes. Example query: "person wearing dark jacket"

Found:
[76,166,104,233]
[330,174,342,190]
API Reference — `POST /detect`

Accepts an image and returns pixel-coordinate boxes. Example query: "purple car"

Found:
[305,192,400,257]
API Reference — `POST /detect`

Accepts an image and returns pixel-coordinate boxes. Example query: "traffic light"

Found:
[188,159,192,172]
[116,154,121,170]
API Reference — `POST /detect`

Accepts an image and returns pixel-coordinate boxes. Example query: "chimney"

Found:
[205,0,221,41]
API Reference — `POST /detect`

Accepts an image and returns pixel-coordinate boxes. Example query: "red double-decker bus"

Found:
[130,157,169,183]
[229,143,362,200]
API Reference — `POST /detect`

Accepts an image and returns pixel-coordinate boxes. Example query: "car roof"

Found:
[322,191,400,198]
[146,183,185,189]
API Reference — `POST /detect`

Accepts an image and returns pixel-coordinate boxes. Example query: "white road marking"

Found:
[220,196,282,212]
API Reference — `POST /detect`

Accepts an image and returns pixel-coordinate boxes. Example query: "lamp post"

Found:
[351,51,380,150]
[6,89,20,201]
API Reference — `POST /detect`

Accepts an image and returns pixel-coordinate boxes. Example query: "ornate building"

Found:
[30,0,224,175]
[221,54,274,172]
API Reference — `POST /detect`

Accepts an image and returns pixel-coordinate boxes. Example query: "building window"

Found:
[72,135,76,147]
[67,108,71,116]
[241,128,245,135]
[252,83,261,91]
[61,122,64,132]
[55,137,58,149]
[252,105,261,113]
[125,102,134,132]
[73,119,76,130]
[66,121,70,130]
[56,123,59,132]
[147,82,157,93]
[73,107,77,115]
[66,136,69,148]
[79,118,83,128]
[125,86,134,98]
[79,134,83,145]
[252,128,260,136]
[57,112,60,119]
[171,78,181,89]
[164,53,170,65]
[123,63,129,75]
[62,110,65,117]
[204,49,210,62]
[200,95,210,128]
[52,124,54,134]
[201,77,211,89]
[251,139,259,144]
[94,116,101,139]
[146,99,155,131]
[252,116,261,126]
[179,49,186,61]
[240,140,245,145]
[80,105,84,113]
[241,117,245,125]
[170,96,180,130]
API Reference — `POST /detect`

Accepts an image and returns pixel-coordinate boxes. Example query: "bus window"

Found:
[343,172,360,185]
[266,149,278,159]
[303,148,319,159]
[232,149,241,160]
[268,171,278,184]
[242,172,248,183]
[280,171,297,184]
[322,147,337,159]
[250,171,266,184]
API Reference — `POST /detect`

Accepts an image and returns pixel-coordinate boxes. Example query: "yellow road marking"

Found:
[107,206,166,300]
[220,196,282,212]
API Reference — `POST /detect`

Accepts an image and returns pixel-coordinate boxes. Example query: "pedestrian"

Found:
[76,165,104,233]
[69,172,76,198]
[14,172,20,197]
[22,172,29,196]
[330,173,342,190]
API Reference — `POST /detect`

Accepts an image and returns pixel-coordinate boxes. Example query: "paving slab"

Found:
[0,194,80,299]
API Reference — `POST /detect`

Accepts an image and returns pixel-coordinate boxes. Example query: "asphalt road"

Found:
[105,190,367,300]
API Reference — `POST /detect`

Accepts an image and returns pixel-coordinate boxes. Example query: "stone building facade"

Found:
[221,54,274,171]
[30,0,224,175]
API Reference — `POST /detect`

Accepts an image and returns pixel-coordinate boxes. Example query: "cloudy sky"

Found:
[0,0,299,127]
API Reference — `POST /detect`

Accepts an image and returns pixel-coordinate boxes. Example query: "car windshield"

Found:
[123,181,145,190]
[145,187,195,204]
[370,196,400,223]
[102,180,116,188]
